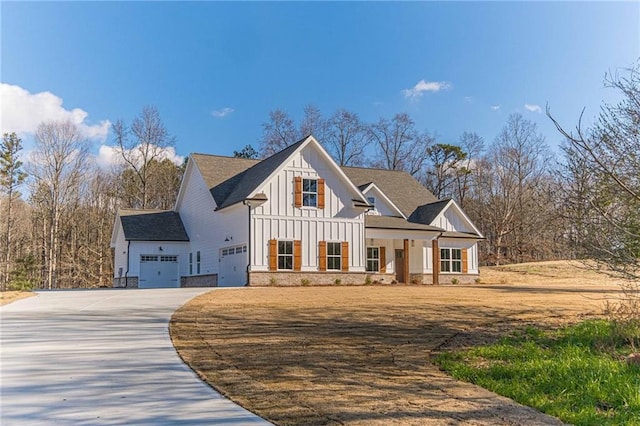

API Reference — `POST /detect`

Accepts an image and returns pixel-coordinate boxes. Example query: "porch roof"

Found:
[365,215,443,232]
[441,230,484,239]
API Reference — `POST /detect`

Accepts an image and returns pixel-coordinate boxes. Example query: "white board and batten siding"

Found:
[251,144,366,272]
[176,160,248,279]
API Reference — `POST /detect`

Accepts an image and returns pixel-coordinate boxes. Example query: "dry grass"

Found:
[170,261,624,425]
[0,291,34,306]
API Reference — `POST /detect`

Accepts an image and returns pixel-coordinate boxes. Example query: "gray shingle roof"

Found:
[191,138,307,210]
[365,215,443,232]
[341,166,438,218]
[119,209,189,241]
[408,199,451,224]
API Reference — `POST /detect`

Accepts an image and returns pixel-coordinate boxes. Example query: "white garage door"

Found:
[139,255,179,288]
[219,245,247,287]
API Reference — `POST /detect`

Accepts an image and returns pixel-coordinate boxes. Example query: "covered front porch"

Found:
[364,216,442,284]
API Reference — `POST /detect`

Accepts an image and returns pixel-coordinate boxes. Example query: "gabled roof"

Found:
[119,209,189,241]
[408,199,451,225]
[192,136,369,211]
[359,182,406,218]
[341,166,438,218]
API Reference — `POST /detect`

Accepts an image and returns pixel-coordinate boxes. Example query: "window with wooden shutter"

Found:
[294,240,302,271]
[380,246,386,273]
[462,248,468,273]
[318,241,327,271]
[294,176,302,208]
[268,239,277,271]
[341,241,349,272]
[317,178,325,209]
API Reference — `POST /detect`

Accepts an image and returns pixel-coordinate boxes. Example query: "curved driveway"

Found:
[1,289,270,425]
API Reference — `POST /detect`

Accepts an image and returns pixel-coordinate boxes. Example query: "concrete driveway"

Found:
[0,289,271,425]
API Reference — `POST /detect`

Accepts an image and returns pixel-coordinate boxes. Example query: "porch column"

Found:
[403,239,409,284]
[432,239,439,285]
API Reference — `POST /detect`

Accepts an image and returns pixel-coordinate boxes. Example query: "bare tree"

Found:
[28,121,89,289]
[112,106,176,209]
[0,132,27,290]
[259,109,298,157]
[368,113,433,175]
[549,64,640,280]
[470,113,553,265]
[324,109,369,166]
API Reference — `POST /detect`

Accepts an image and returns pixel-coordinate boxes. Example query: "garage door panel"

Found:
[219,245,247,287]
[139,255,179,288]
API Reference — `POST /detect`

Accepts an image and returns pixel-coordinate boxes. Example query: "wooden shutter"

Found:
[341,241,349,272]
[294,240,302,271]
[294,176,302,208]
[268,239,277,271]
[379,246,386,273]
[317,178,325,209]
[462,248,468,274]
[318,241,327,271]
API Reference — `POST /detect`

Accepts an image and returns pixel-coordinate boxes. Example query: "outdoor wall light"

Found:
[159,246,163,252]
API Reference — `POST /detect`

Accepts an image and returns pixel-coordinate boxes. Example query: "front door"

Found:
[395,249,404,282]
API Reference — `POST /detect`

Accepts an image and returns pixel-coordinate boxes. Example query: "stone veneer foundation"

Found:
[181,274,217,287]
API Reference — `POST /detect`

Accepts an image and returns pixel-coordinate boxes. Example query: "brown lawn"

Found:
[0,291,35,306]
[170,261,625,425]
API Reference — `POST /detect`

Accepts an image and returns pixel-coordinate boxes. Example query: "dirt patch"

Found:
[171,262,623,425]
[0,291,35,306]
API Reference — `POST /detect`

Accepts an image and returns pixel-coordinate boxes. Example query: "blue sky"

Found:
[2,1,638,165]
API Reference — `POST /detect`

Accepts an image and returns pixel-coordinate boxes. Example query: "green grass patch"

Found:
[435,321,640,426]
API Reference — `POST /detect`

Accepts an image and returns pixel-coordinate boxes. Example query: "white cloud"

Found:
[211,107,234,118]
[491,105,501,111]
[96,144,184,169]
[402,79,451,100]
[524,103,542,113]
[1,83,111,141]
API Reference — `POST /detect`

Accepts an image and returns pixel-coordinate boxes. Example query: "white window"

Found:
[366,247,379,272]
[160,255,177,262]
[302,178,318,207]
[196,251,201,274]
[141,255,158,262]
[367,196,375,207]
[278,241,293,270]
[440,248,462,273]
[189,253,193,275]
[327,242,341,270]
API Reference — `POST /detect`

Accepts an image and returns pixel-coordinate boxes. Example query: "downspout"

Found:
[124,240,130,288]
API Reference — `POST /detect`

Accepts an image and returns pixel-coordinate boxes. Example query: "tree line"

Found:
[1,64,637,290]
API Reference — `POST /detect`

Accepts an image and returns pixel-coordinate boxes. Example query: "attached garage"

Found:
[111,209,190,288]
[139,255,180,288]
[218,245,248,287]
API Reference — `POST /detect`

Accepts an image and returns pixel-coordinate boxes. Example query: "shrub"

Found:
[269,277,277,285]
[451,278,460,285]
[301,278,311,286]
[334,278,342,286]
[474,277,482,284]
[364,276,372,285]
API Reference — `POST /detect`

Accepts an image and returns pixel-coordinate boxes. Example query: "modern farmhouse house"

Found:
[110,136,483,288]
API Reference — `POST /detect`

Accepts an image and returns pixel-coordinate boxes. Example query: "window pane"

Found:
[327,257,341,270]
[367,247,379,259]
[441,260,450,272]
[278,255,293,270]
[279,241,293,254]
[452,249,462,260]
[328,242,340,256]
[303,179,317,192]
[452,260,462,273]
[440,249,450,260]
[303,193,317,206]
[366,259,379,272]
